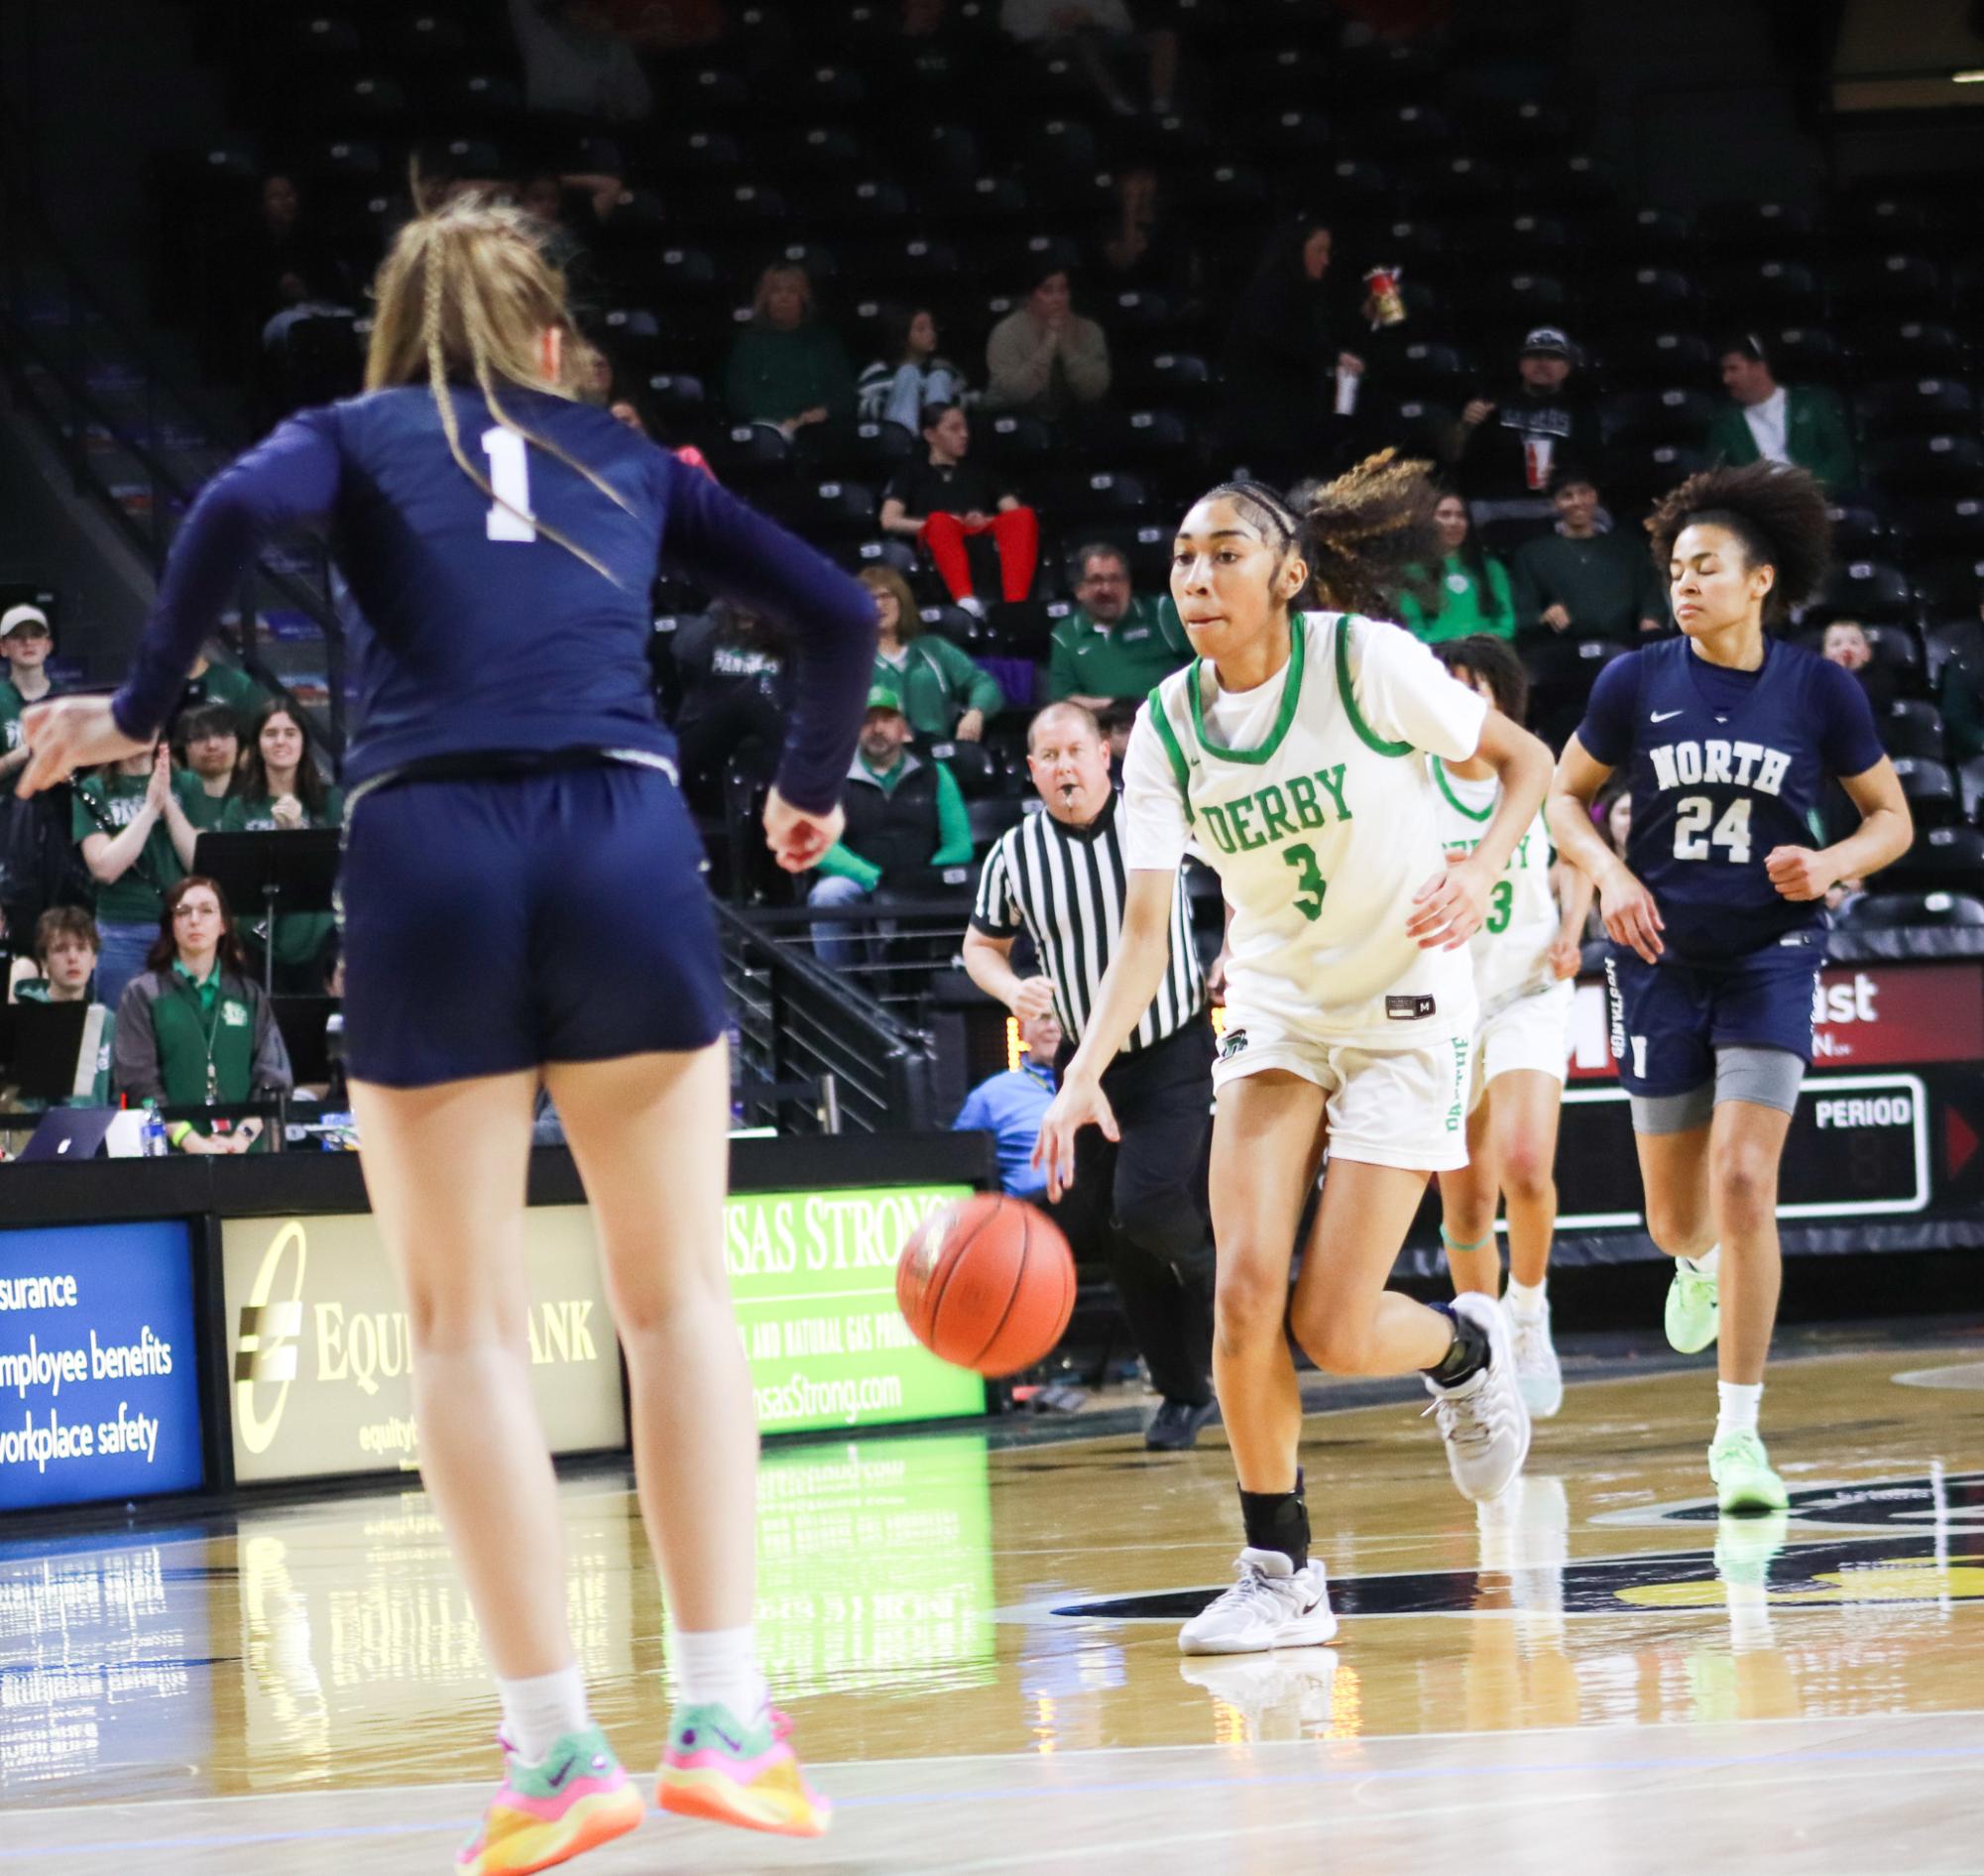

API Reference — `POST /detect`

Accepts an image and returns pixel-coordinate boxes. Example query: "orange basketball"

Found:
[895,1195,1076,1378]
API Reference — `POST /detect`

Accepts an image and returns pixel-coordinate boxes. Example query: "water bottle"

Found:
[141,1102,169,1158]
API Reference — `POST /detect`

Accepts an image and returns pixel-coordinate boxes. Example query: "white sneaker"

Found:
[1508,1298,1564,1419]
[1424,1292,1531,1503]
[1178,1548,1339,1656]
[1179,1648,1341,1741]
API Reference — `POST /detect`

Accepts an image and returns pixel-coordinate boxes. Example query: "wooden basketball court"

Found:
[6,1335,1984,1873]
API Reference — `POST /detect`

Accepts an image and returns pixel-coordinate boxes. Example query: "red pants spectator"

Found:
[920,508,1040,605]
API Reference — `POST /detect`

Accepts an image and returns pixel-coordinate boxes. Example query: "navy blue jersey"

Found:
[1576,637,1884,962]
[115,385,876,810]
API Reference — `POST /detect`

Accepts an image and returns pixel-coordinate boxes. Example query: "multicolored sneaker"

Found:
[457,1726,642,1876]
[657,1700,830,1837]
[1665,1259,1720,1353]
[1709,1429,1790,1513]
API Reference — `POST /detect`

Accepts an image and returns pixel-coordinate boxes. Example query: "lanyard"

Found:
[175,971,226,1105]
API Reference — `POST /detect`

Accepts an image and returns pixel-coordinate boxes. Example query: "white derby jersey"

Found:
[1429,756,1561,1015]
[1122,610,1488,1047]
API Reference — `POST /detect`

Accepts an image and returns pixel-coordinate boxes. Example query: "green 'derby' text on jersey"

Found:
[1124,611,1488,1049]
[1430,758,1561,1013]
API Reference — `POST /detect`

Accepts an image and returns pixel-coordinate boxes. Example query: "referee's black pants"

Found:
[1050,1017,1216,1407]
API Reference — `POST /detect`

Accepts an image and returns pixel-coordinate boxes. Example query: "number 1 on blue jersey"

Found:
[482,426,537,541]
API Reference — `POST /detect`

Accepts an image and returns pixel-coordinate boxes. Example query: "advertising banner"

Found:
[222,1211,626,1485]
[728,1186,987,1433]
[0,1223,203,1513]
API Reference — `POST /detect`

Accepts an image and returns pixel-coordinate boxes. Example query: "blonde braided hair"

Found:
[366,196,633,583]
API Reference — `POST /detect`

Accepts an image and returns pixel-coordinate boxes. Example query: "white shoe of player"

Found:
[1424,1292,1532,1503]
[1177,1548,1339,1656]
[1508,1297,1565,1419]
[1179,1648,1342,1741]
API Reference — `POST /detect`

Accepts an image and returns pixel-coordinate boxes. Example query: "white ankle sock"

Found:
[1505,1277,1547,1316]
[669,1624,765,1718]
[1716,1380,1761,1438]
[1685,1245,1721,1279]
[496,1663,590,1763]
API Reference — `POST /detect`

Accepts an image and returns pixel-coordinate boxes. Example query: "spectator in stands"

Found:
[1094,167,1201,310]
[858,308,969,431]
[668,601,794,814]
[236,175,350,337]
[1447,326,1603,535]
[113,876,292,1151]
[1706,333,1857,493]
[1049,543,1191,707]
[1511,467,1667,640]
[0,604,58,785]
[1820,619,1899,724]
[984,268,1110,420]
[73,746,202,1012]
[173,702,240,832]
[725,262,856,438]
[998,1,1178,117]
[1396,491,1516,645]
[515,171,602,314]
[7,908,114,1108]
[807,685,974,970]
[879,403,1040,615]
[506,0,654,122]
[1220,217,1364,487]
[861,566,1002,743]
[221,701,344,990]
[952,1006,1062,1199]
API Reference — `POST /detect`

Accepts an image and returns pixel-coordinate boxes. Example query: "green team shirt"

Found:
[0,674,59,754]
[70,770,202,927]
[190,659,271,724]
[180,782,235,832]
[1049,595,1193,702]
[220,786,345,969]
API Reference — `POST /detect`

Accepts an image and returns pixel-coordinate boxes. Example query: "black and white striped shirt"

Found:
[970,793,1206,1053]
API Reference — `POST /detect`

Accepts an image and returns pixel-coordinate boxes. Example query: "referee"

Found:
[963,700,1217,1450]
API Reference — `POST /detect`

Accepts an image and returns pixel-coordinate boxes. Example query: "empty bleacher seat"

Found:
[1813,558,1914,622]
[1865,434,1984,496]
[1889,824,1984,894]
[1882,698,1947,762]
[1891,756,1960,827]
[1836,888,1984,930]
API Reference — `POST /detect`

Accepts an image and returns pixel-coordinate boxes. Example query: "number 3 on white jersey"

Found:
[1672,794,1752,863]
[482,426,537,541]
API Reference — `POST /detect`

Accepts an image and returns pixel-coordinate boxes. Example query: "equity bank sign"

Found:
[221,1211,628,1484]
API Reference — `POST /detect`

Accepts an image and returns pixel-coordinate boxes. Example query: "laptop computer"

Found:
[17,1108,119,1161]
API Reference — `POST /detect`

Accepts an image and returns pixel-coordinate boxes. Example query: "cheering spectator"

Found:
[879,403,1041,614]
[1396,491,1517,645]
[506,0,654,121]
[8,908,115,1107]
[1511,467,1666,640]
[984,268,1110,419]
[1219,217,1364,487]
[0,604,58,785]
[724,262,856,437]
[1446,327,1604,535]
[1094,167,1200,308]
[178,645,270,727]
[221,701,345,991]
[172,703,241,831]
[858,308,970,431]
[952,1006,1062,1199]
[1048,543,1192,706]
[113,876,292,1150]
[807,686,974,970]
[998,1,1178,116]
[667,602,795,813]
[861,566,1003,744]
[1820,620,1899,724]
[73,745,202,1012]
[1706,333,1857,493]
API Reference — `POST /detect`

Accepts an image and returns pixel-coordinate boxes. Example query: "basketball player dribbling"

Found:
[1035,456,1554,1655]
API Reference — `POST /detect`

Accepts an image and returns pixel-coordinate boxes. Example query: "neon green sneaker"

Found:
[1664,1260,1719,1353]
[1708,1430,1789,1514]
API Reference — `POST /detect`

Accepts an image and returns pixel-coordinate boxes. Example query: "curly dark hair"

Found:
[1645,461,1831,628]
[1196,450,1444,621]
[1434,634,1530,726]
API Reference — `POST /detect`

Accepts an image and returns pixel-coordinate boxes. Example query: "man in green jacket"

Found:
[807,685,974,971]
[1049,544,1194,707]
[1706,334,1858,492]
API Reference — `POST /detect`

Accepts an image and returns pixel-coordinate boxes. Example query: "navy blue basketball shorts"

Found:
[1605,931,1821,1102]
[339,761,727,1088]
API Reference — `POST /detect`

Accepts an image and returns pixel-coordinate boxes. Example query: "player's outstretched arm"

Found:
[1549,734,1664,962]
[1409,711,1553,950]
[1765,759,1913,902]
[1031,869,1175,1200]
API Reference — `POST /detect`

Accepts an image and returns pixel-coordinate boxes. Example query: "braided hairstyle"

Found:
[1196,450,1444,620]
[1645,461,1831,628]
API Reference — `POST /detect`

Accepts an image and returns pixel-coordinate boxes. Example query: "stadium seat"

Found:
[1913,555,1984,615]
[1833,252,1941,315]
[967,794,1029,853]
[845,536,918,579]
[1865,434,1984,496]
[1842,317,1967,376]
[1706,259,1825,322]
[1599,265,1699,317]
[1882,698,1947,762]
[1407,154,1510,216]
[1600,388,1720,447]
[977,413,1057,473]
[1961,753,1984,824]
[1813,559,1914,623]
[1836,888,1984,930]
[1112,353,1216,413]
[1890,497,1984,558]
[1891,756,1960,827]
[1888,824,1984,894]
[1066,409,1192,469]
[1926,618,1984,691]
[1760,324,1848,385]
[1824,497,1888,559]
[1853,378,1978,442]
[1592,205,1693,264]
[1601,328,1716,391]
[930,740,1000,797]
[1697,200,1818,255]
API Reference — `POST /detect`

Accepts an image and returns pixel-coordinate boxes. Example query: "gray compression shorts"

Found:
[1627,1045,1806,1135]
